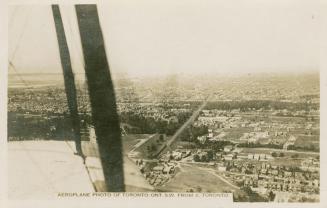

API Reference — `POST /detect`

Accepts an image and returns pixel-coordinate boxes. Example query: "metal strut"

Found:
[51,5,83,157]
[75,4,125,192]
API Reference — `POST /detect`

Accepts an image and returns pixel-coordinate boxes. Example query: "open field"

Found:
[122,134,152,153]
[294,135,319,149]
[131,134,171,158]
[157,163,238,193]
[221,127,253,142]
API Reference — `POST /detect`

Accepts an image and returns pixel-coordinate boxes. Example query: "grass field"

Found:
[122,134,152,153]
[221,127,253,141]
[132,134,174,158]
[157,163,238,193]
[294,135,319,149]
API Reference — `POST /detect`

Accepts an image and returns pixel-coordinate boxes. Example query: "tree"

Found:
[200,154,208,162]
[180,128,192,142]
[271,152,278,157]
[193,154,200,162]
[268,191,276,201]
[195,186,202,192]
[150,143,157,151]
[207,150,214,161]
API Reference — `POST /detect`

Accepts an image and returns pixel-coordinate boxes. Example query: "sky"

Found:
[8,0,320,76]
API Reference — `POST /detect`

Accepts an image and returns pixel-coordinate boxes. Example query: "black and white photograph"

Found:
[2,0,327,206]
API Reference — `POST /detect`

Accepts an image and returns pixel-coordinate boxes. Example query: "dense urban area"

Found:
[8,72,320,202]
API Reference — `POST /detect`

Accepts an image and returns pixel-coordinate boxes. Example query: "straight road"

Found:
[166,95,211,147]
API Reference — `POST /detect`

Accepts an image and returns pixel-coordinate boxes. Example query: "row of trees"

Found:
[193,150,214,162]
[8,112,91,141]
[238,142,283,149]
[287,144,319,152]
[200,140,234,151]
[179,125,209,143]
[180,100,318,111]
[120,111,192,135]
[271,152,285,157]
[236,142,319,153]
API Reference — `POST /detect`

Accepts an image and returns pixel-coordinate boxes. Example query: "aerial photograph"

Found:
[7,1,320,203]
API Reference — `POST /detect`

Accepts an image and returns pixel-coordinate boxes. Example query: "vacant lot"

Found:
[122,134,155,154]
[223,127,253,141]
[131,134,174,158]
[294,135,319,149]
[157,163,238,193]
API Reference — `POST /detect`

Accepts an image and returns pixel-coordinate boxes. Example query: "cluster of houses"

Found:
[193,108,318,150]
[246,173,320,196]
[217,159,320,196]
[9,88,71,114]
[166,144,276,164]
[300,158,320,172]
[246,153,273,161]
[176,142,321,197]
[135,159,177,187]
[283,135,297,150]
[240,131,269,143]
[160,139,320,197]
[162,149,192,161]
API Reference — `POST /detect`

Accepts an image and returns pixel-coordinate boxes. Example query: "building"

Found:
[224,145,233,152]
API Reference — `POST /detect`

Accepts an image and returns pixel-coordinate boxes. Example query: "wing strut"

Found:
[51,5,83,156]
[75,4,125,192]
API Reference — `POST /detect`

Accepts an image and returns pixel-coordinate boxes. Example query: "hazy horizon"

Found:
[9,1,320,76]
[7,68,320,77]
